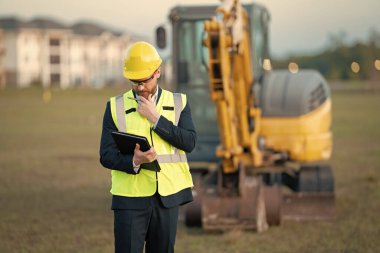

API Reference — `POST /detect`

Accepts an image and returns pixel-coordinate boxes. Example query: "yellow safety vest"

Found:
[109,89,193,197]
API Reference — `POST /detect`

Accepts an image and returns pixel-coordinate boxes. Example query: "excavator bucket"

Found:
[185,165,335,231]
[282,193,335,221]
[201,175,268,231]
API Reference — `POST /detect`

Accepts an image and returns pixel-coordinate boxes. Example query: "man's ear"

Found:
[156,68,161,78]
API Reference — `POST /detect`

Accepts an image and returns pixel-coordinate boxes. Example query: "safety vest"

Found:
[109,89,193,197]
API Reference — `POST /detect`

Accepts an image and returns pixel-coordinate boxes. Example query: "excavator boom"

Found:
[204,0,262,174]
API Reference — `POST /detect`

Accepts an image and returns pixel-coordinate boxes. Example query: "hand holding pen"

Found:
[129,95,160,124]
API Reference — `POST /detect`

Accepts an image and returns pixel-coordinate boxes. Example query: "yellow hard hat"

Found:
[123,41,162,80]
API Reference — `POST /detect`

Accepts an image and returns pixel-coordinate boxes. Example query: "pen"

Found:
[128,97,140,101]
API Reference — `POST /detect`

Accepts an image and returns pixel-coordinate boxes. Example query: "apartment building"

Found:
[0,17,136,88]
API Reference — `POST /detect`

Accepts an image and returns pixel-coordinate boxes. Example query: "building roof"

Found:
[28,17,67,30]
[0,16,67,30]
[71,21,122,36]
[0,17,123,36]
[0,17,28,30]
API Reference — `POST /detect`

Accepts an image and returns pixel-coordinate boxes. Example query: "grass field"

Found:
[0,84,379,253]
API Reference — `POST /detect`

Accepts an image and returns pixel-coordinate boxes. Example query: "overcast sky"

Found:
[0,0,379,58]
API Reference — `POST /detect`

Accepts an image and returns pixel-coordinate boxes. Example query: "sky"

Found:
[0,0,379,58]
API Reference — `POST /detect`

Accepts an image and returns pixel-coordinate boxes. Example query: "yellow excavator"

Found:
[156,0,334,231]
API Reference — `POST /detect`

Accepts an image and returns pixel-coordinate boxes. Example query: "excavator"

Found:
[156,0,335,231]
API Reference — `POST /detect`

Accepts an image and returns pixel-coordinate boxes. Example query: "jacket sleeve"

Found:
[153,100,197,153]
[99,101,137,174]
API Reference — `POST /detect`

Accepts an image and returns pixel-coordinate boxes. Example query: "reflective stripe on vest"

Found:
[157,153,188,163]
[115,95,127,132]
[172,93,182,156]
[173,93,182,126]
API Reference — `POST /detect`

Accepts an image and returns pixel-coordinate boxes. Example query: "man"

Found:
[99,41,197,253]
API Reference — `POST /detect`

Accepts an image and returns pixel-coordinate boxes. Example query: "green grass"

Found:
[0,84,379,252]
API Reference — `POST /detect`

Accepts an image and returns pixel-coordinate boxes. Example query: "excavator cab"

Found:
[156,2,334,231]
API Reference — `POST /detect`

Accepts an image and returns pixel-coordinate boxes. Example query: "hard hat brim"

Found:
[124,59,162,80]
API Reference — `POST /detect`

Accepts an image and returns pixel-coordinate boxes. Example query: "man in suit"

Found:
[99,41,197,253]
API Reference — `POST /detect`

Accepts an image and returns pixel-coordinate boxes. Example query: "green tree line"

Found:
[272,31,380,80]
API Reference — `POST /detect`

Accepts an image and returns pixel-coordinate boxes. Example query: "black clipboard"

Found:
[111,131,161,172]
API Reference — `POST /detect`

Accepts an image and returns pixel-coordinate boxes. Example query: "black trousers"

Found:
[114,194,179,253]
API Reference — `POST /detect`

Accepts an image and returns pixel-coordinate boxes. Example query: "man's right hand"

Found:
[132,143,157,166]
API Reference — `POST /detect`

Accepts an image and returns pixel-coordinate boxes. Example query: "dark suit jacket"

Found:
[99,87,197,209]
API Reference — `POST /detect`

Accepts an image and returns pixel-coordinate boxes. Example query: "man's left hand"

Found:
[137,94,160,124]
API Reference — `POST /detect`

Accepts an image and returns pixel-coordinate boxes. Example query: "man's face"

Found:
[131,69,160,99]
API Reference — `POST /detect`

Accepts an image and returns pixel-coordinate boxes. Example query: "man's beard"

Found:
[136,85,157,99]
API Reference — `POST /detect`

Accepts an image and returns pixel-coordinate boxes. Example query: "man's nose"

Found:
[137,85,144,91]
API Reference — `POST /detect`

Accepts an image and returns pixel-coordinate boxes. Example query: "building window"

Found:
[50,55,60,64]
[49,39,60,46]
[50,74,60,84]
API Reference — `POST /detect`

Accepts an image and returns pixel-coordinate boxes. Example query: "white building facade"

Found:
[0,29,5,88]
[0,18,136,88]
